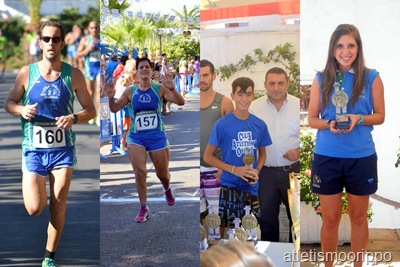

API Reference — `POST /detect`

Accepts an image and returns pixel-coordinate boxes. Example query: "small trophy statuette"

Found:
[242,147,255,167]
[227,228,236,240]
[243,147,256,182]
[200,224,208,252]
[241,205,258,247]
[332,81,350,130]
[233,217,247,244]
[204,205,221,245]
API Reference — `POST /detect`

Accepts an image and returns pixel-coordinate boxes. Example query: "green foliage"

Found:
[23,0,43,27]
[1,5,99,70]
[1,17,26,47]
[300,132,316,204]
[100,4,200,58]
[101,16,155,55]
[1,17,26,69]
[217,43,300,97]
[58,6,98,34]
[254,90,266,100]
[101,0,130,16]
[172,5,200,30]
[300,131,373,222]
[162,35,199,61]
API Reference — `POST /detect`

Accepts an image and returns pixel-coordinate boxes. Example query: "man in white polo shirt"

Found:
[249,67,300,242]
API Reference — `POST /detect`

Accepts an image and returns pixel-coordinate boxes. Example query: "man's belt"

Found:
[265,161,299,172]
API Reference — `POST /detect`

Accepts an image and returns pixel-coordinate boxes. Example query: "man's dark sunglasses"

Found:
[41,36,62,43]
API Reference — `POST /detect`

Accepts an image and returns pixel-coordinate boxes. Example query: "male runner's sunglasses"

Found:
[41,36,62,43]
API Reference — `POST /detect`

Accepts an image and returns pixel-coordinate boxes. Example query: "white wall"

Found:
[201,14,299,97]
[301,0,400,228]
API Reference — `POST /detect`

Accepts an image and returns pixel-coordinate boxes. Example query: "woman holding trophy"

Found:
[307,24,385,267]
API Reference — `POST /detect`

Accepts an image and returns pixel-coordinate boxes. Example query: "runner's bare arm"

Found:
[71,67,96,122]
[160,83,185,106]
[159,74,184,105]
[75,37,89,58]
[109,85,131,113]
[4,66,38,120]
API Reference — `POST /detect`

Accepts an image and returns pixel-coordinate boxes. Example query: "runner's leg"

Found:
[46,167,72,252]
[127,144,148,205]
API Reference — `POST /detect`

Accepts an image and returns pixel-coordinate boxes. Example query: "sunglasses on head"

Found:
[41,36,62,43]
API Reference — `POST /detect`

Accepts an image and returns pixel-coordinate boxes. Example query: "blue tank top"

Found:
[129,82,165,134]
[315,69,378,158]
[83,35,100,80]
[21,62,76,150]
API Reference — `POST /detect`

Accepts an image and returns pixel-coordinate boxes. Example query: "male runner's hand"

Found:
[20,103,38,120]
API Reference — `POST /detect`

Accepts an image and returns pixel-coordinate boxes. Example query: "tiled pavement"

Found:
[300,229,400,266]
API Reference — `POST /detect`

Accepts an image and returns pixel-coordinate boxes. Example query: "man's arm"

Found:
[70,67,96,123]
[76,37,90,58]
[257,146,267,173]
[4,66,38,120]
[283,147,300,162]
[221,96,234,117]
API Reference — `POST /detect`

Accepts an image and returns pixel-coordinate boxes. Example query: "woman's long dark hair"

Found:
[320,24,366,107]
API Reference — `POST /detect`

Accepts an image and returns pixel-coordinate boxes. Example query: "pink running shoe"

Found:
[135,206,149,223]
[164,188,175,206]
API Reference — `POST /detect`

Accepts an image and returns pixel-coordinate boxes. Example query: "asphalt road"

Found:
[0,70,100,266]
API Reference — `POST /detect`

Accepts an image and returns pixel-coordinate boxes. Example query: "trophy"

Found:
[200,224,208,251]
[233,217,247,244]
[243,147,255,182]
[241,205,258,246]
[227,228,236,240]
[332,82,351,130]
[204,205,221,245]
[243,147,255,167]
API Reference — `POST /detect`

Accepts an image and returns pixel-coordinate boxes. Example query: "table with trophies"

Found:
[200,204,295,267]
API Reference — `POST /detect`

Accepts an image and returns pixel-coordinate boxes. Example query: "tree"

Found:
[22,0,43,28]
[162,35,200,60]
[146,13,179,53]
[101,15,154,55]
[100,0,131,23]
[172,5,200,31]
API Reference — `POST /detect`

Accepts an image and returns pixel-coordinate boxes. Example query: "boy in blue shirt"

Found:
[204,77,272,237]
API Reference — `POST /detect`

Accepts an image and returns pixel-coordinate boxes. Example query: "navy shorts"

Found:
[311,153,378,196]
[22,147,76,177]
[218,186,261,228]
[128,132,169,152]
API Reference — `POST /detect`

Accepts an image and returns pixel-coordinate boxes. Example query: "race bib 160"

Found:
[33,125,66,148]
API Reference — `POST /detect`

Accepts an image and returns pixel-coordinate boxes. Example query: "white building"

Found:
[200,1,299,97]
